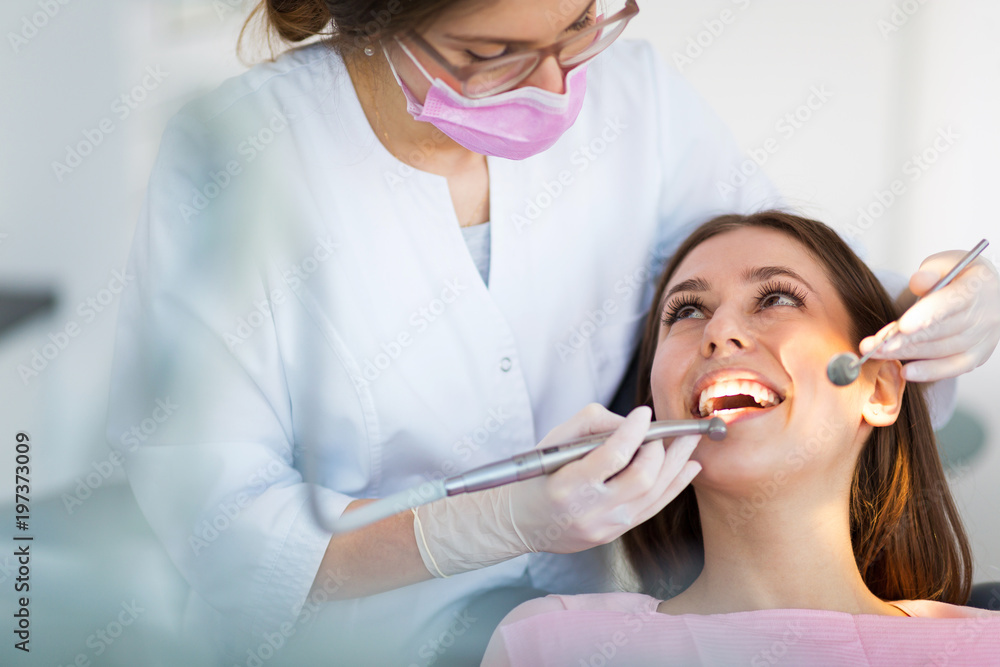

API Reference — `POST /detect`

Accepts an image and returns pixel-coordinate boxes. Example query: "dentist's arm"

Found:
[311,405,701,597]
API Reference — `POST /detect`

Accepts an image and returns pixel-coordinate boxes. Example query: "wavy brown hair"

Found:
[620,210,972,605]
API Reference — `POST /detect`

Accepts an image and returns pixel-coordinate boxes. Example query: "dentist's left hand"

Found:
[411,405,701,577]
[861,251,1000,382]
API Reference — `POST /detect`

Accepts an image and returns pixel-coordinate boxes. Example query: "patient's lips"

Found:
[689,369,786,420]
[698,380,781,417]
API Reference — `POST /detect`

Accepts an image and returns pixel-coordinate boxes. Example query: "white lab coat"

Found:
[105,39,779,662]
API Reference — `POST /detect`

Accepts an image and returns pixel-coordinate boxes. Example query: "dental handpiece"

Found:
[827,238,989,386]
[441,417,727,496]
[322,418,726,534]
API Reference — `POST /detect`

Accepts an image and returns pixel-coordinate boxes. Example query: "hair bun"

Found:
[266,0,330,42]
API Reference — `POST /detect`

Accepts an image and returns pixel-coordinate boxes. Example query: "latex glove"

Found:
[860,251,1000,382]
[412,404,701,577]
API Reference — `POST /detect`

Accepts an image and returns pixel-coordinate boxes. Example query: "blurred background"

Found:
[1,0,997,664]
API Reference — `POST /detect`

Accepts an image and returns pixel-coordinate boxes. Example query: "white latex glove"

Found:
[412,404,702,577]
[860,251,1000,382]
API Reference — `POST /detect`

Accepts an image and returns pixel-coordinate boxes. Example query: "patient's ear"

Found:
[862,359,905,427]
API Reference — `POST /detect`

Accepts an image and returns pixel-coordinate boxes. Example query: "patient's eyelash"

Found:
[661,295,706,325]
[756,280,807,309]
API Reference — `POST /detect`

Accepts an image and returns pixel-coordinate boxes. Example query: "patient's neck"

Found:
[657,486,903,616]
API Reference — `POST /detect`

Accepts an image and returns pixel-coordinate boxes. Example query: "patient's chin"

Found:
[690,435,797,493]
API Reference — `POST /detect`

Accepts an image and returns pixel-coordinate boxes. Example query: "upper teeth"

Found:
[698,380,780,417]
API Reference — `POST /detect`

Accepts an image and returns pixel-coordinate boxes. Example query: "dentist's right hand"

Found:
[412,404,702,577]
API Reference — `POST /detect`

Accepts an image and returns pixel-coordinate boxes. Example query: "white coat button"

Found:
[500,357,512,372]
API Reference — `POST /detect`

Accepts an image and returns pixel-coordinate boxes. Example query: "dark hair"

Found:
[238,0,475,62]
[620,210,973,605]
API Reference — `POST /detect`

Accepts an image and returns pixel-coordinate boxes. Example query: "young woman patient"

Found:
[482,211,1000,666]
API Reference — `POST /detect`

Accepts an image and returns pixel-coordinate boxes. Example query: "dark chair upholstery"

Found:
[967,582,1000,611]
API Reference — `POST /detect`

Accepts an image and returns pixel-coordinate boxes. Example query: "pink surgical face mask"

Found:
[383,39,589,160]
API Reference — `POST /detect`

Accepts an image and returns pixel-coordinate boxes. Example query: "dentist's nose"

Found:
[700,306,754,358]
[519,55,566,94]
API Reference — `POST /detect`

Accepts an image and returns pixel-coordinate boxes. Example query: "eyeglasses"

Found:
[400,0,639,99]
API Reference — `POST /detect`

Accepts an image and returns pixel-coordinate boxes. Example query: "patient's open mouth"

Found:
[696,379,783,418]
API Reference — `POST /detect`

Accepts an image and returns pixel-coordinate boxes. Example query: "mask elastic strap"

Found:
[383,37,436,87]
[381,41,408,90]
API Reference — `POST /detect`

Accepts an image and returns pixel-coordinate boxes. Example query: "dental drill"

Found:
[309,417,726,534]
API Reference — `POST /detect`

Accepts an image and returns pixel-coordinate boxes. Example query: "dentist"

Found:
[106,0,1000,663]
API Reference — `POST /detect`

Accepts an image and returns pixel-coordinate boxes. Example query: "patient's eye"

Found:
[756,281,806,310]
[662,296,707,325]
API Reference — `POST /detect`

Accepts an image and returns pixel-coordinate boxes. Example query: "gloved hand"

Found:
[411,404,702,577]
[860,251,1000,382]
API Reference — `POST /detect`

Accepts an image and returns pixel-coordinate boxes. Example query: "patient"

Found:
[482,211,1000,666]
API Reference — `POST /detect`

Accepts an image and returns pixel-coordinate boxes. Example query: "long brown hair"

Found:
[238,0,476,62]
[620,211,972,605]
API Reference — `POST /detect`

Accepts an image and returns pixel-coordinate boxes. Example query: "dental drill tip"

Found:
[827,352,861,386]
[706,417,727,441]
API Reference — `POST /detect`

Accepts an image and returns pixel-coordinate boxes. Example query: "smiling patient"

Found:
[481,211,1000,666]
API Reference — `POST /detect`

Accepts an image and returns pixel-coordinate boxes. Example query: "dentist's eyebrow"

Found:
[443,1,594,44]
[741,266,815,293]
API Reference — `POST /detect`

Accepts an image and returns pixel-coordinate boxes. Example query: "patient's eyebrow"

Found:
[663,277,711,302]
[741,266,815,293]
[659,277,711,313]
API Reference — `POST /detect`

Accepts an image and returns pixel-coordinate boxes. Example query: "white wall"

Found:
[1,0,997,585]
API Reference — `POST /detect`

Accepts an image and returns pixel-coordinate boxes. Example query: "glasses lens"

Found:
[465,55,540,97]
[558,16,630,67]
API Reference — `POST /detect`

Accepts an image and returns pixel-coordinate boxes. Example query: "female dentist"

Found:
[105,0,1000,664]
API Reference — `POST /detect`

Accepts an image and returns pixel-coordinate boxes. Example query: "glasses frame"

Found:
[399,0,640,99]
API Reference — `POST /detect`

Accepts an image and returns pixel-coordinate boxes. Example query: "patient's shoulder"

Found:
[502,591,658,625]
[894,599,1000,619]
